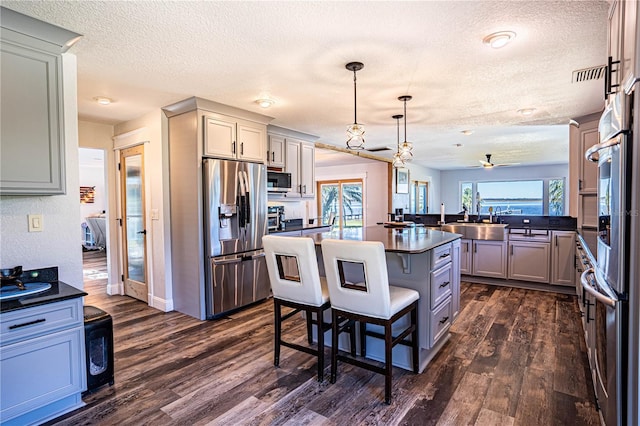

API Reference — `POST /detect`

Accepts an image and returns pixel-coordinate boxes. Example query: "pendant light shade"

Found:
[398,95,414,161]
[392,114,405,168]
[346,62,365,150]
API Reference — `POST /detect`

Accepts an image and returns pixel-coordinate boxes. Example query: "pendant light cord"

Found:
[353,70,358,124]
[403,99,407,143]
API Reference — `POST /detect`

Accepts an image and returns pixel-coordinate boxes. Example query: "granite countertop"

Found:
[269,222,331,234]
[307,226,461,254]
[1,266,87,313]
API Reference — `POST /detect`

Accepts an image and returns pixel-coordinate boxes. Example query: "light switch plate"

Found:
[28,214,43,232]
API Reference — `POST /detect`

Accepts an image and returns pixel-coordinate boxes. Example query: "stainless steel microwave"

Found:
[267,171,292,193]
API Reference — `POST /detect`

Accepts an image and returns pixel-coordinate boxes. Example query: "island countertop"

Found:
[306,226,461,254]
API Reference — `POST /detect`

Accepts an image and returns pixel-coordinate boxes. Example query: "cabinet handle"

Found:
[578,179,582,191]
[439,316,450,325]
[240,142,244,155]
[510,244,513,255]
[302,184,306,194]
[232,141,236,154]
[9,318,46,329]
[438,253,450,259]
[439,281,450,288]
[272,152,275,162]
[474,243,477,253]
[555,235,558,246]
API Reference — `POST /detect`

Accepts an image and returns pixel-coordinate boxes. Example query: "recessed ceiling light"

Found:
[483,31,516,49]
[93,96,112,105]
[517,108,536,116]
[461,130,473,136]
[255,98,275,108]
[454,143,463,147]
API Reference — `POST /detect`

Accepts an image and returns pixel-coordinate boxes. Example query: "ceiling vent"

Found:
[366,146,393,153]
[572,65,606,83]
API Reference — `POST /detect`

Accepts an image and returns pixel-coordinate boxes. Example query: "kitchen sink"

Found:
[441,222,509,241]
[0,282,51,301]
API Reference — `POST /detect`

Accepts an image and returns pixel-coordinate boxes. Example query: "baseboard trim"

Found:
[461,275,577,295]
[150,295,173,312]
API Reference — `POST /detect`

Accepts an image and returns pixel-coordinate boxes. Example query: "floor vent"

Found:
[366,146,393,153]
[572,65,606,83]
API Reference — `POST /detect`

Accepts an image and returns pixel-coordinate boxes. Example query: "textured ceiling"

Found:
[2,1,610,170]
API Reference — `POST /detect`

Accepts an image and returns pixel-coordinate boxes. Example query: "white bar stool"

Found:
[321,239,419,404]
[263,235,333,381]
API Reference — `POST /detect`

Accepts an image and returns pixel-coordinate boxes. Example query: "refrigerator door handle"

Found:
[211,256,243,266]
[242,170,251,224]
[238,170,247,228]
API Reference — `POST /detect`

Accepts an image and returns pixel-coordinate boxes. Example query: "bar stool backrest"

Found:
[263,235,325,306]
[321,239,391,319]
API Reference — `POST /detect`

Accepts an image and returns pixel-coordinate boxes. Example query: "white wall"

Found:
[439,163,569,214]
[113,110,173,311]
[0,54,83,287]
[392,163,442,214]
[315,161,389,226]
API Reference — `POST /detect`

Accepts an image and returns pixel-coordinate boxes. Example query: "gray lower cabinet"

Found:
[508,241,550,283]
[471,240,507,278]
[0,298,86,425]
[551,231,576,286]
[0,8,81,195]
[459,239,472,275]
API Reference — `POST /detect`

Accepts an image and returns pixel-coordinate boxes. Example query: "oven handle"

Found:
[585,136,621,163]
[581,268,616,307]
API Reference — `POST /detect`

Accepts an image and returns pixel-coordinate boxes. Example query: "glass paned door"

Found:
[411,181,428,214]
[319,180,363,229]
[120,145,148,302]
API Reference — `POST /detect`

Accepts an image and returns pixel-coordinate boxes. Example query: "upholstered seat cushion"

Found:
[388,285,419,318]
[276,276,330,306]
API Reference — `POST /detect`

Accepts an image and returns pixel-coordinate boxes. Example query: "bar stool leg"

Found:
[316,307,324,381]
[360,322,367,357]
[331,310,339,384]
[274,299,282,367]
[411,302,419,374]
[306,310,313,344]
[384,322,393,404]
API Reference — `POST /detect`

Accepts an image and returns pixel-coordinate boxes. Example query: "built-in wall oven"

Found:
[583,91,633,426]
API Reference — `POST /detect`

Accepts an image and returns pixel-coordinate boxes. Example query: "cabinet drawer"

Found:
[508,229,551,242]
[1,299,83,345]
[431,243,452,270]
[430,263,453,309]
[430,296,452,348]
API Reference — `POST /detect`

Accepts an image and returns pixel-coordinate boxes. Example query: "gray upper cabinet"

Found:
[0,7,81,195]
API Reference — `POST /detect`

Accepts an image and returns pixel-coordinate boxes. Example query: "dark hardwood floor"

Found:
[50,251,600,425]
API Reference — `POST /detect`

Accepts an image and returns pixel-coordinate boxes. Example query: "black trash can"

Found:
[83,305,114,393]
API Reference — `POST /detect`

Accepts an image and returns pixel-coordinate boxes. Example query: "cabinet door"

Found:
[237,121,266,163]
[459,239,472,275]
[1,327,85,422]
[204,116,236,159]
[0,43,65,194]
[607,0,623,95]
[285,140,302,197]
[451,239,461,319]
[579,125,599,194]
[472,241,507,278]
[508,241,550,283]
[581,195,598,228]
[621,0,637,88]
[551,231,576,286]
[267,134,286,168]
[300,142,315,198]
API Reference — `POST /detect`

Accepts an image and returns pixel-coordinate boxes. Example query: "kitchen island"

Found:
[307,226,462,373]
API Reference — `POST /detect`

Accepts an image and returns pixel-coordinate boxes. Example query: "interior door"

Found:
[120,145,148,302]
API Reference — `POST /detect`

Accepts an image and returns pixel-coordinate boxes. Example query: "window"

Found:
[318,179,363,229]
[411,181,428,214]
[460,178,565,216]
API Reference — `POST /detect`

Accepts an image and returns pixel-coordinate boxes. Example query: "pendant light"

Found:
[392,114,405,168]
[398,95,414,161]
[346,62,365,150]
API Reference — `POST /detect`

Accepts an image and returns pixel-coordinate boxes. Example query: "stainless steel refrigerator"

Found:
[203,158,270,318]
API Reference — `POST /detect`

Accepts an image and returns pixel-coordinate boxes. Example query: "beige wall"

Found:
[113,110,173,311]
[315,161,389,225]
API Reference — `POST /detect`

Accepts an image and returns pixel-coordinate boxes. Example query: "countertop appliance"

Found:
[583,91,633,426]
[203,159,270,318]
[267,171,292,193]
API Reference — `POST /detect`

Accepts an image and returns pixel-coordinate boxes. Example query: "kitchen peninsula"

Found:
[308,226,461,372]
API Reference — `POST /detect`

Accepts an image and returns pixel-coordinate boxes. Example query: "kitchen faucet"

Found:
[495,206,502,223]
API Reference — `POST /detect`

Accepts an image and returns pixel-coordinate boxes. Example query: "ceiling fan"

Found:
[473,153,520,169]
